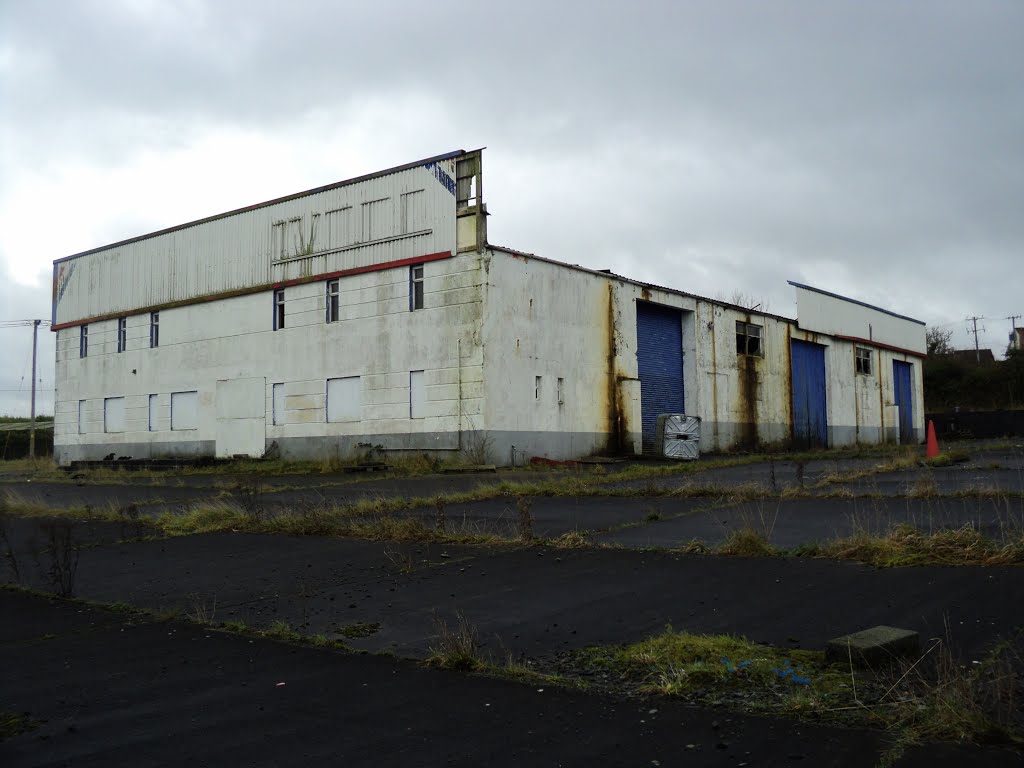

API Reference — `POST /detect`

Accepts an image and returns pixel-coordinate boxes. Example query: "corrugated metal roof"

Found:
[487,244,796,323]
[54,149,471,264]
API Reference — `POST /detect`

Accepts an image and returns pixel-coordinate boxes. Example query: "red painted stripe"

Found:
[272,250,451,289]
[51,250,455,331]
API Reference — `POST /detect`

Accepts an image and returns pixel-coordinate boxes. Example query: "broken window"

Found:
[326,279,340,323]
[116,317,127,353]
[274,289,285,330]
[736,321,763,357]
[410,265,424,311]
[79,325,88,358]
[456,156,479,209]
[856,346,873,375]
[150,312,159,348]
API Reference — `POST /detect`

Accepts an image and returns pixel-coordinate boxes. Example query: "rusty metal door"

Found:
[893,361,914,444]
[790,339,828,449]
[636,302,684,453]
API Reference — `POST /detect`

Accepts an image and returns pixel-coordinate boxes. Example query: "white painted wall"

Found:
[53,252,485,463]
[792,283,926,355]
[481,249,924,458]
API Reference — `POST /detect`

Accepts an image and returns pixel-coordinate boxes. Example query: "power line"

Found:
[966,316,986,363]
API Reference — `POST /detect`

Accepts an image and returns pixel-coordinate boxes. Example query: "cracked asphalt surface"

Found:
[3,444,1023,765]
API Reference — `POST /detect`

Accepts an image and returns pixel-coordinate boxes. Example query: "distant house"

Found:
[1008,328,1024,354]
[947,349,996,366]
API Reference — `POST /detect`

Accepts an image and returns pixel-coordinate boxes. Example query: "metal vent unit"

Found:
[655,414,701,460]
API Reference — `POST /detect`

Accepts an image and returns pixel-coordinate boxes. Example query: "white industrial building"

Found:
[51,149,926,466]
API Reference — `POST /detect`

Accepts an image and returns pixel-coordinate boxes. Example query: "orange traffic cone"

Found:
[926,420,940,459]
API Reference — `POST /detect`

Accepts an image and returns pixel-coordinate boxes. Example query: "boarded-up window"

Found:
[272,383,285,426]
[78,400,86,434]
[327,377,361,422]
[361,198,390,242]
[325,207,352,249]
[400,190,424,234]
[410,370,425,419]
[104,397,125,433]
[171,390,199,431]
[148,394,158,432]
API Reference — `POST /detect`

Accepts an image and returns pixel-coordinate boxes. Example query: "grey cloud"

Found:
[0,273,55,417]
[2,0,1022,357]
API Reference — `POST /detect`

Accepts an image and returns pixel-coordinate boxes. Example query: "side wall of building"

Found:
[480,250,923,460]
[53,253,484,464]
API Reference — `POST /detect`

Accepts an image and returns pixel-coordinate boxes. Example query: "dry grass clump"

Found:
[426,611,483,671]
[568,627,1022,749]
[550,530,591,548]
[717,527,777,558]
[812,524,1024,567]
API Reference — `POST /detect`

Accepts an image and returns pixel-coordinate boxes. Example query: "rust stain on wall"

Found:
[736,312,760,449]
[878,349,887,440]
[707,303,719,444]
[603,283,627,453]
[784,324,794,446]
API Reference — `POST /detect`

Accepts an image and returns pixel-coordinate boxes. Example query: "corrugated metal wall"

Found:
[636,301,685,453]
[53,158,460,325]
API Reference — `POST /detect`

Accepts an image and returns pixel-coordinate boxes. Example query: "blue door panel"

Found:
[790,339,827,448]
[893,361,914,444]
[637,303,684,452]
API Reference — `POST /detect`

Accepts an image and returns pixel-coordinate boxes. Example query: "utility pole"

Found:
[29,319,40,458]
[966,316,984,363]
[1009,315,1022,352]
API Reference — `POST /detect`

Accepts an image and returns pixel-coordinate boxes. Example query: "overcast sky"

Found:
[2,0,1022,416]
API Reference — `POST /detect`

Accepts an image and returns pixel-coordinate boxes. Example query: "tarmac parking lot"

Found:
[2,441,1022,766]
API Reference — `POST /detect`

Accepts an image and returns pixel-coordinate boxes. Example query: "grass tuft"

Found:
[717,527,777,557]
[426,611,483,671]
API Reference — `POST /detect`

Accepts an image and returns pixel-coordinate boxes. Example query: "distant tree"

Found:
[926,327,954,356]
[716,290,768,312]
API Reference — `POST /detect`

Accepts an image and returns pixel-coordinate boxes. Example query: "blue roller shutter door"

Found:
[790,339,828,449]
[893,361,914,444]
[636,302,684,453]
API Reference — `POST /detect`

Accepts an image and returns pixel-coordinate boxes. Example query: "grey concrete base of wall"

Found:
[54,421,918,466]
[55,440,216,467]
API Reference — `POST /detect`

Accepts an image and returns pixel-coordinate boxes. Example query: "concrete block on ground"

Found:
[825,625,921,667]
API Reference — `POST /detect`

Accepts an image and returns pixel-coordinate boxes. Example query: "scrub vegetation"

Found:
[550,627,1023,749]
[0,711,38,741]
